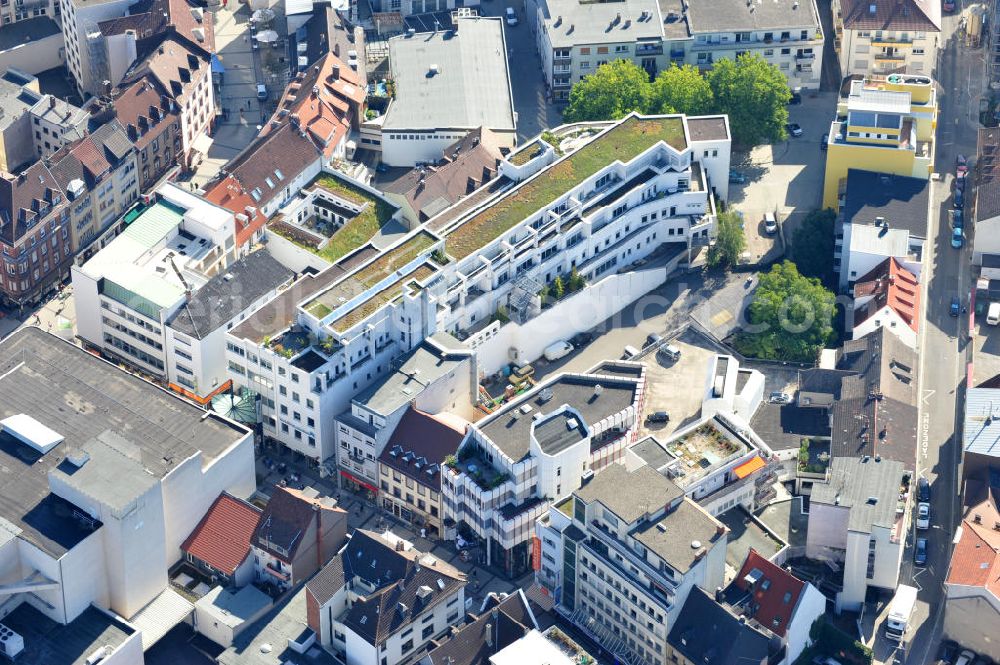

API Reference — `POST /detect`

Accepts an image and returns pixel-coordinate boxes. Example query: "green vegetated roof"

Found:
[332,263,436,332]
[445,116,687,259]
[508,141,543,166]
[305,230,437,320]
[276,173,397,264]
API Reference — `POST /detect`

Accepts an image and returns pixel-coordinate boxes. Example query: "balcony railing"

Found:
[635,44,663,55]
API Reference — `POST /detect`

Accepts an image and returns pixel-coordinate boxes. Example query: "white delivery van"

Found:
[988,302,1000,325]
[543,341,573,362]
[885,584,918,641]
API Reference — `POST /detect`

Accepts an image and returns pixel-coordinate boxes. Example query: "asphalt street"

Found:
[878,6,983,664]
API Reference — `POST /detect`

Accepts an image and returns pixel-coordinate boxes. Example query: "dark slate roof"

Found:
[383,128,504,222]
[222,122,321,211]
[840,0,941,31]
[685,116,730,142]
[534,411,587,455]
[749,401,832,453]
[308,530,466,645]
[423,591,536,665]
[841,169,930,239]
[668,588,774,665]
[167,251,294,340]
[0,16,60,52]
[305,552,346,606]
[832,327,918,467]
[253,487,345,562]
[0,162,66,245]
[379,408,466,489]
[977,127,1000,224]
[0,327,248,557]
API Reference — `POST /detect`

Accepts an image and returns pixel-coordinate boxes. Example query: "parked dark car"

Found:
[789,92,802,105]
[821,133,829,151]
[956,171,967,191]
[951,296,961,317]
[952,209,964,229]
[571,332,593,347]
[937,640,959,664]
[914,537,928,566]
[955,188,964,209]
[918,476,931,502]
[646,411,670,424]
[729,169,748,184]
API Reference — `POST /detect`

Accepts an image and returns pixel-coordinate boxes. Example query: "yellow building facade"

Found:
[822,75,937,210]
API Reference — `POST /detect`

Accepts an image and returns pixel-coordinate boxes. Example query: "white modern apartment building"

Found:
[535,463,728,665]
[225,113,729,470]
[806,456,908,613]
[531,0,822,102]
[0,327,255,628]
[443,364,646,577]
[72,182,236,380]
[58,0,136,97]
[833,0,940,78]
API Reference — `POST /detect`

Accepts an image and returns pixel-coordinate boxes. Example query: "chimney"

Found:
[49,96,56,109]
[332,64,340,80]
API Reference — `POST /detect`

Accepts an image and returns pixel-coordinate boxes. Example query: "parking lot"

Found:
[728,92,838,258]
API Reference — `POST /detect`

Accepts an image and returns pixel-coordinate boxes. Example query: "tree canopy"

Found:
[734,260,836,363]
[707,54,791,145]
[561,56,792,146]
[707,210,746,270]
[790,209,837,287]
[650,64,714,116]
[563,60,652,122]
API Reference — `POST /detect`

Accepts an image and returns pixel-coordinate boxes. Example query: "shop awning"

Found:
[340,469,378,494]
[733,456,766,480]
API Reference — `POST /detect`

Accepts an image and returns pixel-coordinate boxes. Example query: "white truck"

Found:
[885,584,918,641]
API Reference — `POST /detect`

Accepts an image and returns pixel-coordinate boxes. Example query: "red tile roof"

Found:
[181,493,262,574]
[853,258,920,333]
[203,174,265,248]
[261,53,364,159]
[732,548,806,637]
[946,488,1000,599]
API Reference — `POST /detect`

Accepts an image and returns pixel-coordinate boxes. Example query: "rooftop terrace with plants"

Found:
[444,116,687,260]
[303,230,438,320]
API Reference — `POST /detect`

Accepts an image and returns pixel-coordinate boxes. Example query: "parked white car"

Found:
[505,7,518,25]
[916,502,930,530]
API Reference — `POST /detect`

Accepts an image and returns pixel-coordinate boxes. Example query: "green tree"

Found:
[706,210,746,270]
[650,64,714,116]
[552,276,565,300]
[707,54,791,146]
[567,267,586,292]
[563,60,652,122]
[790,209,836,286]
[734,260,836,363]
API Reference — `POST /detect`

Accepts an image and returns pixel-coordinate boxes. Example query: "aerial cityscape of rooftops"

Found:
[0,0,995,661]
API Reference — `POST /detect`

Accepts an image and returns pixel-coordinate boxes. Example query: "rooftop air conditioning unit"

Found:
[0,625,25,659]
